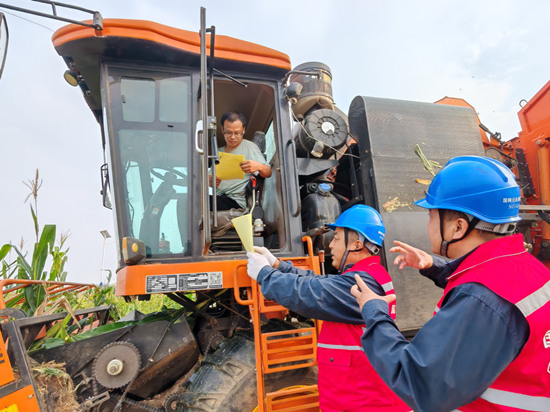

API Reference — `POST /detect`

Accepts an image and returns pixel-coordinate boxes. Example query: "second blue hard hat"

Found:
[415,156,521,223]
[327,204,385,246]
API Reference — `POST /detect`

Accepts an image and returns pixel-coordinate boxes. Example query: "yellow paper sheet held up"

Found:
[216,151,245,180]
[232,213,254,252]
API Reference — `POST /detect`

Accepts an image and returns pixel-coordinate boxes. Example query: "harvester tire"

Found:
[180,334,317,412]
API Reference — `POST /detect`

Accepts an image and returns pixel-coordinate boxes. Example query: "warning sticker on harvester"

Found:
[145,272,223,293]
[145,274,179,293]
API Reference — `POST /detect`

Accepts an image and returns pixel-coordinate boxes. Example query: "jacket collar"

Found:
[448,234,526,282]
[341,255,381,274]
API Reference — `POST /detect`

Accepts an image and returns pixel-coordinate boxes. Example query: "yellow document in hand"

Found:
[216,152,245,180]
[232,213,254,252]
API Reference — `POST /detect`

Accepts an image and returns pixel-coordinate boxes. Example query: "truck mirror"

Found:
[0,13,8,80]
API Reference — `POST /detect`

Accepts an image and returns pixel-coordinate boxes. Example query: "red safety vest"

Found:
[434,234,550,411]
[317,256,410,412]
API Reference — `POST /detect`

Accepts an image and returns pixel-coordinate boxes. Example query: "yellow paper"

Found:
[232,213,254,252]
[216,151,245,180]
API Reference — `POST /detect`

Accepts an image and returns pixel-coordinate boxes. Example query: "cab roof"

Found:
[52,19,291,119]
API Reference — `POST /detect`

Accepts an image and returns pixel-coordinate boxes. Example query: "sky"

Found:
[0,0,548,285]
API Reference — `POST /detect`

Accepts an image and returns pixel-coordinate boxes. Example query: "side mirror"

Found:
[100,163,112,209]
[0,13,8,80]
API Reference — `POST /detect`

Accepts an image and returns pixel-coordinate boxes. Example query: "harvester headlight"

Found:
[122,237,146,265]
[63,70,78,87]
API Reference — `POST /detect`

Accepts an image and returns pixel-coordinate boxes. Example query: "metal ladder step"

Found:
[261,327,317,373]
[266,385,319,411]
[259,293,289,314]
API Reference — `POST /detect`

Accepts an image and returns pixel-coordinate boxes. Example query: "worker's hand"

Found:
[240,160,262,174]
[351,274,396,312]
[253,246,277,267]
[247,252,270,281]
[208,175,222,187]
[389,240,433,270]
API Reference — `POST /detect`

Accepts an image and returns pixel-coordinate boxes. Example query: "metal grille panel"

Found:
[349,96,484,331]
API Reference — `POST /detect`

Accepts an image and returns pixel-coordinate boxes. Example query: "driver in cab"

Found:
[213,111,271,210]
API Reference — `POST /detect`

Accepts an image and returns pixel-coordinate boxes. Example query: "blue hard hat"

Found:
[327,204,385,246]
[415,156,521,224]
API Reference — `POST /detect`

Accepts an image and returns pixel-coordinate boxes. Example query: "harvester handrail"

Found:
[233,263,253,305]
[301,235,314,259]
[0,279,98,310]
[232,236,315,306]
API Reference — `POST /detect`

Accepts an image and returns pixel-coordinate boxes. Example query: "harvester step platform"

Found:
[266,384,319,412]
[261,327,317,374]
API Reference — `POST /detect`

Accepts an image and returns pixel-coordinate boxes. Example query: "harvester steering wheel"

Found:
[150,167,187,186]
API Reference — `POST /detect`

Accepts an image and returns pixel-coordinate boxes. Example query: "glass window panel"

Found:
[159,78,189,123]
[119,129,190,256]
[124,161,144,238]
[121,78,155,122]
[265,122,276,163]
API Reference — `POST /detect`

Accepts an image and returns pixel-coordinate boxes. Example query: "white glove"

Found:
[247,252,270,281]
[253,246,277,267]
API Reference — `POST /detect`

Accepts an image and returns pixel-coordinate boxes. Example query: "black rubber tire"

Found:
[180,334,317,412]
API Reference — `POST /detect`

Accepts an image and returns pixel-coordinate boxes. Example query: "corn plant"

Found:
[0,169,70,315]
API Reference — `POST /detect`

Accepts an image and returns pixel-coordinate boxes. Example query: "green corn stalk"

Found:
[1,170,70,314]
[415,144,441,176]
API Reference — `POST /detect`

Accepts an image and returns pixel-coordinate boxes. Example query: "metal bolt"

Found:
[107,359,124,376]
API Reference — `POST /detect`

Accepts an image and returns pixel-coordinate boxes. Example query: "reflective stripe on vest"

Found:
[317,343,363,351]
[516,279,550,317]
[479,388,550,411]
[381,280,394,293]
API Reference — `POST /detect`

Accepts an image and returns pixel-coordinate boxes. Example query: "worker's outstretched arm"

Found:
[390,240,462,288]
[257,264,385,324]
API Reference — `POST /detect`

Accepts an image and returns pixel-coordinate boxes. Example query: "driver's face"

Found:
[222,120,245,150]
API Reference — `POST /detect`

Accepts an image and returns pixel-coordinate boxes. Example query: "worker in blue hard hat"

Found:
[247,204,410,411]
[351,156,550,412]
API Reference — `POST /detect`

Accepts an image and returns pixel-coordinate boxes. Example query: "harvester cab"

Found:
[49,8,351,299]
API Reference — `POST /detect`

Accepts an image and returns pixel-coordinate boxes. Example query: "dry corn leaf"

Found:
[383,197,411,212]
[415,178,431,185]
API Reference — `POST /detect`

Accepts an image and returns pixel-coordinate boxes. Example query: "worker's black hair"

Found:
[221,111,247,129]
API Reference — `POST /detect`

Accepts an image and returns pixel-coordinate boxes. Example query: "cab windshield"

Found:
[105,65,192,257]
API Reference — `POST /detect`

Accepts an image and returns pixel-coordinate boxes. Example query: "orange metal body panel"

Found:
[506,81,550,260]
[117,259,249,295]
[518,81,550,133]
[537,145,550,241]
[52,19,291,70]
[0,336,15,387]
[116,256,318,296]
[435,96,498,148]
[0,385,40,412]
